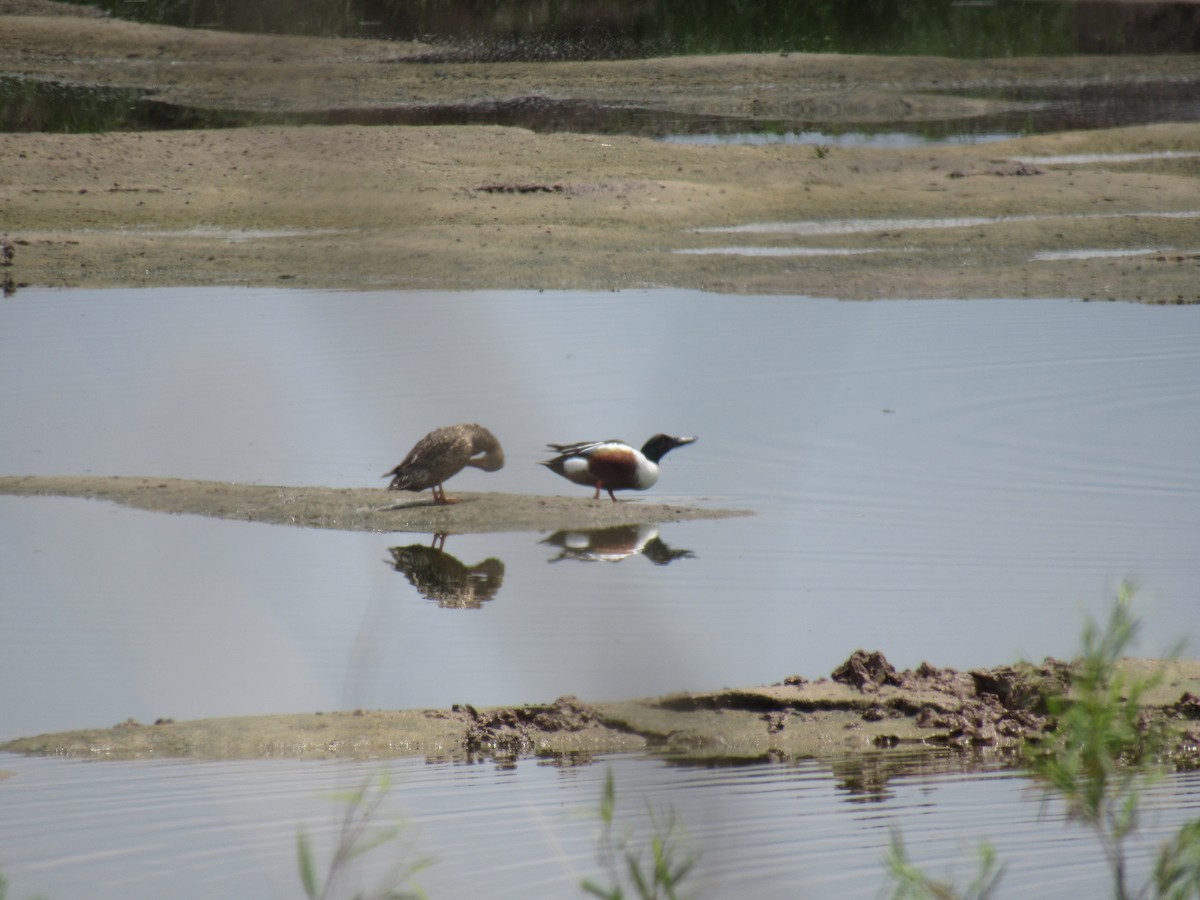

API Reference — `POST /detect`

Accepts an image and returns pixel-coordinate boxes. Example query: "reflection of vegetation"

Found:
[296,772,431,900]
[0,76,259,134]
[0,77,145,133]
[886,584,1200,900]
[62,0,1088,57]
[582,769,697,900]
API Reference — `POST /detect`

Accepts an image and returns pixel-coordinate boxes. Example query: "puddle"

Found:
[6,77,1199,144]
[6,62,1200,144]
[0,76,259,133]
[95,226,351,241]
[674,247,889,257]
[693,209,1200,236]
[1032,247,1197,261]
[1012,150,1200,166]
[665,130,1021,148]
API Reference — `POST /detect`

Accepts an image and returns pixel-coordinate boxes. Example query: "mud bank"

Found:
[0,475,749,533]
[4,652,1198,764]
[1,8,1199,301]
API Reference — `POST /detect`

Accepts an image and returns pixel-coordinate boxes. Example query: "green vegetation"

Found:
[887,585,1200,899]
[296,773,432,900]
[886,833,1003,900]
[58,0,1087,57]
[0,77,260,135]
[582,769,697,900]
[1024,587,1171,899]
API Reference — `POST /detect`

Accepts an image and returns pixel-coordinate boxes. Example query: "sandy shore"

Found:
[1,5,1198,300]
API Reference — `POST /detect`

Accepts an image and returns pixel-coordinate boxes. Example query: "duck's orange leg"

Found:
[593,482,618,502]
[433,483,459,505]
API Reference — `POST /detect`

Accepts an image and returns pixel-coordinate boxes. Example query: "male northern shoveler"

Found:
[384,423,504,504]
[539,434,696,501]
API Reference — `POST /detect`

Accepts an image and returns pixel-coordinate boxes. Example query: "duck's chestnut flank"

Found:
[539,434,696,501]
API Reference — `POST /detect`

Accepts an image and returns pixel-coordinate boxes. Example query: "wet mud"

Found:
[0,475,750,534]
[4,652,1198,769]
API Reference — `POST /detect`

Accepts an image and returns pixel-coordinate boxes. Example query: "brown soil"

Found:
[0,475,750,533]
[4,652,1198,765]
[2,7,1199,300]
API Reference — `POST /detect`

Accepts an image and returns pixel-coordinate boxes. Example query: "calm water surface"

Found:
[2,752,1200,898]
[1,288,1198,896]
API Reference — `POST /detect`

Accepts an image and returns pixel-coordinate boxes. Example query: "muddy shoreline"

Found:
[4,653,1198,765]
[0,475,750,533]
[2,6,1199,301]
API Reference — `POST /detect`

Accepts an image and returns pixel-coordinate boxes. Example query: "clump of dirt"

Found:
[458,695,614,758]
[831,649,904,691]
[827,650,1068,748]
[5,655,1199,766]
[1169,692,1200,721]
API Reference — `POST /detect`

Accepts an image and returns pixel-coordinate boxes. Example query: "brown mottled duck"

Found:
[383,423,505,504]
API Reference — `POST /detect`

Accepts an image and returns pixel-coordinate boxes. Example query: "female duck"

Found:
[540,434,696,501]
[384,423,504,504]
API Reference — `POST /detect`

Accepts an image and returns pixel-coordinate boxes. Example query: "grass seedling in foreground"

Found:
[888,583,1200,899]
[1024,586,1170,899]
[296,772,431,900]
[582,768,697,900]
[886,832,1003,900]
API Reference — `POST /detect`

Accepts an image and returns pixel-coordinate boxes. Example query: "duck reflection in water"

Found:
[386,534,505,609]
[541,524,694,564]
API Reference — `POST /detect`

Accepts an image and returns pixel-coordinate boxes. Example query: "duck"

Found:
[539,434,696,501]
[383,423,504,504]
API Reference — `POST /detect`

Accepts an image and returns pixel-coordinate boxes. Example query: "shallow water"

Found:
[1,288,1199,896]
[1,752,1199,898]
